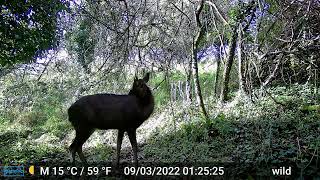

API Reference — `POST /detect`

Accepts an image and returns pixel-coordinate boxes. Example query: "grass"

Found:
[0,71,319,177]
[142,85,320,176]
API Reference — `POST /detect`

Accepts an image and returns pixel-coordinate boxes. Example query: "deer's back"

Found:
[68,94,147,130]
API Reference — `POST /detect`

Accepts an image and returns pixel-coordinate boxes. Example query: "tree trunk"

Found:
[220,24,239,102]
[193,0,209,119]
[315,69,318,95]
[214,57,221,96]
[237,24,245,92]
[192,45,208,119]
[186,56,192,103]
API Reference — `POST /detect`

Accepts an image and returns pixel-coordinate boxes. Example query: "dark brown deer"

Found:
[68,73,154,167]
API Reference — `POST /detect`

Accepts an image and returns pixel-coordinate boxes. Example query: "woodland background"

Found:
[0,0,319,177]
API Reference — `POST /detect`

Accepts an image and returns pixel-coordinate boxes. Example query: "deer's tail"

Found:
[68,105,83,131]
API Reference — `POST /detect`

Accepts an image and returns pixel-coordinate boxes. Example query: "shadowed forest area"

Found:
[0,0,319,179]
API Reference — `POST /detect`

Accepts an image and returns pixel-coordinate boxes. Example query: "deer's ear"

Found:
[143,72,150,82]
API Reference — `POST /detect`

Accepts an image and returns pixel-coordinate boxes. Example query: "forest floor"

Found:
[0,86,319,178]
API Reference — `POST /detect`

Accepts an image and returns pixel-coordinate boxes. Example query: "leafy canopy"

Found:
[0,0,69,67]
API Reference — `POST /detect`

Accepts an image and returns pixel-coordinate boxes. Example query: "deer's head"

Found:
[129,73,151,99]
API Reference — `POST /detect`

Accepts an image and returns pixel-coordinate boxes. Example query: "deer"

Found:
[68,73,154,167]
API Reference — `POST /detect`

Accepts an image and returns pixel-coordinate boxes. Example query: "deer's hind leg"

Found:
[69,127,94,164]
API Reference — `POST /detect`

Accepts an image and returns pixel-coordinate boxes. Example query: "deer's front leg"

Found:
[116,129,124,168]
[127,129,138,167]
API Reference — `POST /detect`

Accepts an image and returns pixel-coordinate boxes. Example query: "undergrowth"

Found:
[143,85,320,176]
[0,77,319,177]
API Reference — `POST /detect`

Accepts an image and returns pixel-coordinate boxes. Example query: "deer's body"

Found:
[68,73,154,166]
[69,94,153,129]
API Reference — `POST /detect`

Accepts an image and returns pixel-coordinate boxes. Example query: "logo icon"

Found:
[2,166,24,177]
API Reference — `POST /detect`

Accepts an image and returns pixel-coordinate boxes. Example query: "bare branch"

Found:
[204,1,228,25]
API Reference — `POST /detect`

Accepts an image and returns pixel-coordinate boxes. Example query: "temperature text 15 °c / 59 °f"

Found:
[39,166,112,176]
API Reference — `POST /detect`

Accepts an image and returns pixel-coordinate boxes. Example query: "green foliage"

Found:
[150,71,190,107]
[90,143,113,161]
[265,0,279,14]
[0,59,319,178]
[0,131,65,163]
[169,71,185,81]
[0,74,74,163]
[143,116,235,163]
[65,17,96,72]
[0,1,318,176]
[199,72,215,97]
[144,86,320,175]
[0,0,69,67]
[228,7,241,24]
[257,18,283,45]
[150,73,170,107]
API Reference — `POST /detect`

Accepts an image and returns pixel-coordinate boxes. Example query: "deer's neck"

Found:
[129,88,154,119]
[142,95,154,119]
